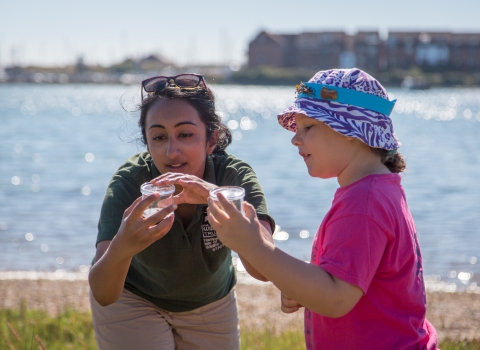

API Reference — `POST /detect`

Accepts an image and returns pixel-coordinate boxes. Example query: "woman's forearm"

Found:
[89,241,132,306]
[89,201,176,306]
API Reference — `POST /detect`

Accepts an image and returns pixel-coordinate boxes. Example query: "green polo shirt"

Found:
[96,151,274,312]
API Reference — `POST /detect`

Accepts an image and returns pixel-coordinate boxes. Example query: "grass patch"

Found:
[1,305,478,349]
[439,339,480,350]
[0,304,96,350]
[241,329,305,350]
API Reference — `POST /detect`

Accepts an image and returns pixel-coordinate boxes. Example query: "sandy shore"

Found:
[0,278,479,341]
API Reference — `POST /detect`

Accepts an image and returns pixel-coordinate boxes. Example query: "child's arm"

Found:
[208,195,363,318]
[237,220,273,282]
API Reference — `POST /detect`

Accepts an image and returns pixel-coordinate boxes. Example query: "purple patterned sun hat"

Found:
[277,68,401,150]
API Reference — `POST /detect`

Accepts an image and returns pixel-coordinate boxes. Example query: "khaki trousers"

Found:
[90,289,240,350]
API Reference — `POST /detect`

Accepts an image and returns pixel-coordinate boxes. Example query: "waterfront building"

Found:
[248,30,480,73]
[248,31,296,68]
[353,31,382,72]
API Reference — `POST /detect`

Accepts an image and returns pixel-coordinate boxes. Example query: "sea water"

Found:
[140,183,175,218]
[142,208,175,222]
[0,84,479,292]
[143,208,163,218]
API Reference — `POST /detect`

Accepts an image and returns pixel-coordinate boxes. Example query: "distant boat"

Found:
[401,76,430,90]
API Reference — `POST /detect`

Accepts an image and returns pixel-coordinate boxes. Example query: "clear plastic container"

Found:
[140,183,175,218]
[209,186,245,214]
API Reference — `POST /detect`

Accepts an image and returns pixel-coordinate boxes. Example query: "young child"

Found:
[207,68,438,349]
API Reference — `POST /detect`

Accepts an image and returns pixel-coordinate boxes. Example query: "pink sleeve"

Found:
[319,214,388,293]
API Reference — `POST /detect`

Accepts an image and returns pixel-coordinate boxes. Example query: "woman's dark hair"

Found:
[138,86,232,154]
[372,148,406,173]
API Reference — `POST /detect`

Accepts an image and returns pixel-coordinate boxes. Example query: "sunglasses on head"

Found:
[141,73,207,99]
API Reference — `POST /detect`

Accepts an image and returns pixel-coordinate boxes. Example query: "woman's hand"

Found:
[151,173,217,205]
[281,292,303,313]
[207,193,265,255]
[110,193,177,260]
[89,194,176,306]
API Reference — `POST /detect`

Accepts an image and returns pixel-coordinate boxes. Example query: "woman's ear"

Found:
[206,130,219,154]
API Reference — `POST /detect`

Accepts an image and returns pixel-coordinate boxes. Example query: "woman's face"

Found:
[145,98,217,178]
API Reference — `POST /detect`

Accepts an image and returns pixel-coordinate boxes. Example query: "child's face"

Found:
[291,113,355,179]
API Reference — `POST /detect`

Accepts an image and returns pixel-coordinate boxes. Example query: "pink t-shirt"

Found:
[305,174,437,350]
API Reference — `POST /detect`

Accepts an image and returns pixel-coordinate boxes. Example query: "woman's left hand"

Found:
[207,193,265,255]
[151,173,217,205]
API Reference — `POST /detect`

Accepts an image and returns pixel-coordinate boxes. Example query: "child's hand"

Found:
[207,193,264,254]
[281,292,303,313]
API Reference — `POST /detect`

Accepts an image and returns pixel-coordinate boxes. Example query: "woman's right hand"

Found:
[90,194,176,306]
[281,292,303,314]
[109,193,177,260]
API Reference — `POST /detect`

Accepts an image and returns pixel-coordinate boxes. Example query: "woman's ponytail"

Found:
[214,123,232,154]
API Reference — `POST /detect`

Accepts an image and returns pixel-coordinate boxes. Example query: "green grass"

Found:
[1,303,96,350]
[439,339,480,350]
[241,329,305,350]
[1,305,479,349]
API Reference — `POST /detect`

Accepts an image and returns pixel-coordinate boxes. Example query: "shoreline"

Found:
[0,276,479,341]
[1,270,478,293]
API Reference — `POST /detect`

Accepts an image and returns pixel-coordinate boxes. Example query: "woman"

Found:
[89,74,275,350]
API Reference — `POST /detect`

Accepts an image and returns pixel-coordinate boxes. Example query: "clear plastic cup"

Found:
[209,186,245,214]
[140,183,175,218]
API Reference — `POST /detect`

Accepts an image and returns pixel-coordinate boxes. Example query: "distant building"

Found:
[450,33,480,71]
[353,31,381,72]
[248,30,480,73]
[248,31,296,68]
[295,31,348,70]
[386,31,451,70]
[248,31,348,70]
[139,54,173,71]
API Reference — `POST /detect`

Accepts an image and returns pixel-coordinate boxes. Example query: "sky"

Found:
[1,0,480,67]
